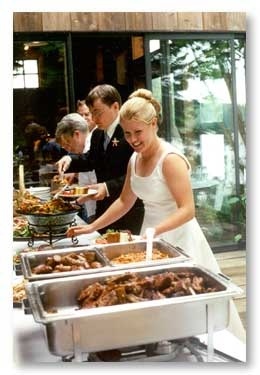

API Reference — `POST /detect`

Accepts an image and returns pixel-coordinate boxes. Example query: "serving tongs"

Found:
[52,184,69,199]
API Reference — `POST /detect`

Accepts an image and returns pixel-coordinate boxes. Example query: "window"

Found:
[13,59,39,88]
[146,34,246,249]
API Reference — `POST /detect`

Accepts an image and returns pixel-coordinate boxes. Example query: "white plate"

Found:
[93,234,141,245]
[59,188,98,199]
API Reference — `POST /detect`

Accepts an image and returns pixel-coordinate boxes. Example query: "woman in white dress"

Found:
[67,89,245,342]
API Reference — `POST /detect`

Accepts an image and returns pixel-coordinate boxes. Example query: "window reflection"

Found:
[150,37,246,248]
[13,59,39,88]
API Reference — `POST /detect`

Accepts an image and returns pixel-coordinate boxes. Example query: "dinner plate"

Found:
[58,188,98,199]
[93,234,141,245]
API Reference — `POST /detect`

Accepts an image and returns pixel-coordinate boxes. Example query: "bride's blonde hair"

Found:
[120,89,161,125]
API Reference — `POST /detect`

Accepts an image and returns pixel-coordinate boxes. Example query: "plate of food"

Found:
[52,186,98,200]
[15,197,80,234]
[94,229,140,244]
[13,215,31,239]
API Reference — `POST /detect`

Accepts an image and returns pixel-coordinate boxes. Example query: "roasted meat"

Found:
[77,270,221,310]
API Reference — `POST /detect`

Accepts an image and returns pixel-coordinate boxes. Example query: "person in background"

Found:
[24,122,49,167]
[56,84,144,234]
[76,99,96,132]
[75,100,97,222]
[66,88,245,342]
[41,135,67,164]
[24,122,66,166]
[56,112,97,223]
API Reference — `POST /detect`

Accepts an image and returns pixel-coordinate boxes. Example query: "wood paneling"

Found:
[125,12,153,31]
[215,250,246,330]
[152,12,178,31]
[71,12,126,32]
[13,12,42,32]
[177,13,203,31]
[132,36,144,60]
[203,12,228,31]
[203,12,246,31]
[42,12,71,31]
[226,12,246,31]
[97,12,126,31]
[13,12,246,33]
[71,13,99,31]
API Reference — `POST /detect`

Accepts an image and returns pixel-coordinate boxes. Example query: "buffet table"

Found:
[13,305,245,363]
[13,232,246,363]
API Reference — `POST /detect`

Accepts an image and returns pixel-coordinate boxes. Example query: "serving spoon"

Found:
[145,227,155,261]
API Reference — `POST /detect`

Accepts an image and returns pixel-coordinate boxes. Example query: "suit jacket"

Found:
[67,124,144,234]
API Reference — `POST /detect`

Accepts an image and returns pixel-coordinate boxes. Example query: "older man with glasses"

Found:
[56,84,144,235]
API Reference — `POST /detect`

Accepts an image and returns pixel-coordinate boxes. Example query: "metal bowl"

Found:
[17,209,79,234]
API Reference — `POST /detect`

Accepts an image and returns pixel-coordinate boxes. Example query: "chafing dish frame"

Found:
[25,263,242,360]
[95,239,191,269]
[20,245,110,281]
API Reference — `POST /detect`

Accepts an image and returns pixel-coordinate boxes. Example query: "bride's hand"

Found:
[66,224,94,237]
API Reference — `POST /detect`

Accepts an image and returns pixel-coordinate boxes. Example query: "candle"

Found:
[19,164,25,195]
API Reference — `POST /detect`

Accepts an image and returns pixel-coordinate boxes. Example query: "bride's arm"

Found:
[67,163,137,236]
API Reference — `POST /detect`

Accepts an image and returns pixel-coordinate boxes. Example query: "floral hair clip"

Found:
[112,137,120,147]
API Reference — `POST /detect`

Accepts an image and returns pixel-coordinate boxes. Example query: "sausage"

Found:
[90,261,103,268]
[33,264,53,274]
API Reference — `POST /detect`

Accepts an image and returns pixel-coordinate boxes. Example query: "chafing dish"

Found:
[20,246,110,281]
[97,239,191,269]
[25,263,242,359]
[18,210,79,234]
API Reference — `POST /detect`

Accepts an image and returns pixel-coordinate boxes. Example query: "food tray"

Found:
[25,263,242,357]
[16,209,79,234]
[97,239,191,269]
[20,246,110,281]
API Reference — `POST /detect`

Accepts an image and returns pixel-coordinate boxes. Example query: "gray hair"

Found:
[55,113,88,142]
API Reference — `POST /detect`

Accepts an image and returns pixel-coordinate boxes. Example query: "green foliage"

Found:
[227,193,246,242]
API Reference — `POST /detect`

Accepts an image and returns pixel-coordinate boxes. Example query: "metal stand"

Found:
[206,303,215,361]
[27,219,78,247]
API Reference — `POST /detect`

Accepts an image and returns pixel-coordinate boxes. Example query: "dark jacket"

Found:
[67,124,144,234]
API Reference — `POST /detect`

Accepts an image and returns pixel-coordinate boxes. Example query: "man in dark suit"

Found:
[56,84,144,234]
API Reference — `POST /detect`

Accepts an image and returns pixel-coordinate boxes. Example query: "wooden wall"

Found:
[13,12,246,33]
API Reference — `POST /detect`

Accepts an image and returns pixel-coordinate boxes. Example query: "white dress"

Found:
[130,141,245,342]
[130,141,220,272]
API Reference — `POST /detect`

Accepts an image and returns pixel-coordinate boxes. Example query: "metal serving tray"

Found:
[96,239,191,270]
[25,263,242,358]
[20,246,110,281]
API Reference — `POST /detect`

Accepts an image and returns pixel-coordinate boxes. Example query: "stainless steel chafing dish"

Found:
[25,263,242,359]
[20,240,190,281]
[96,239,191,270]
[20,246,110,281]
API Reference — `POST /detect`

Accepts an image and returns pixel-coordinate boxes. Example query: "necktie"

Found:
[103,132,110,150]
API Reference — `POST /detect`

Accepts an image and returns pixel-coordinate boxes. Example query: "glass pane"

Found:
[13,40,69,184]
[24,74,39,88]
[234,39,246,242]
[149,37,246,248]
[13,60,24,74]
[13,75,25,89]
[23,59,38,74]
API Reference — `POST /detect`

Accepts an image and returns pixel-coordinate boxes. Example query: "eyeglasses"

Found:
[91,108,106,118]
